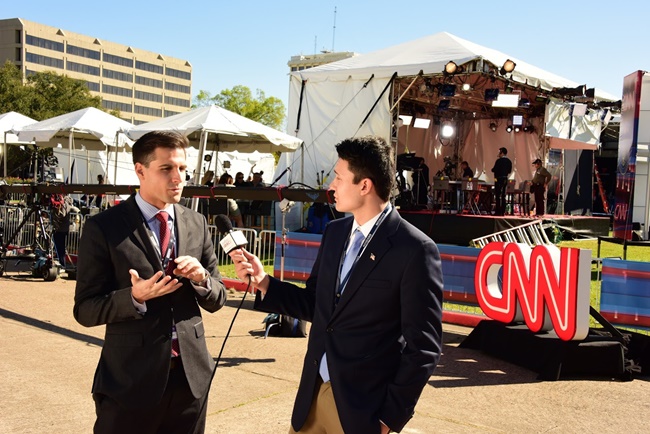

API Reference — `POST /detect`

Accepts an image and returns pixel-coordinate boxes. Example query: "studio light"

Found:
[462,83,472,92]
[398,115,413,126]
[505,124,513,133]
[500,59,516,75]
[414,117,431,129]
[441,123,455,138]
[444,61,459,75]
[519,98,531,108]
[523,124,535,133]
[489,122,498,132]
[484,88,500,101]
[514,126,521,133]
[492,94,520,108]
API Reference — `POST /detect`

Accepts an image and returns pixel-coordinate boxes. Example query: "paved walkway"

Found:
[1,273,648,433]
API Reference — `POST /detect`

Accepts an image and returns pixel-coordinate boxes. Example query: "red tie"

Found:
[155,211,174,275]
[155,211,180,357]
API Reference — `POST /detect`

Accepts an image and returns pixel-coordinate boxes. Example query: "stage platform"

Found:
[398,210,610,246]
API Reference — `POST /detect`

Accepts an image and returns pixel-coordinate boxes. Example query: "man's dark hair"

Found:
[132,131,188,166]
[499,147,508,155]
[335,136,395,202]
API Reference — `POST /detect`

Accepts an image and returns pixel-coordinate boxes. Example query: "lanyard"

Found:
[336,204,391,296]
[143,216,176,271]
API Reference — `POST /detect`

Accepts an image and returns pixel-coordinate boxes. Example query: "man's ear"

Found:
[359,178,373,196]
[134,162,145,180]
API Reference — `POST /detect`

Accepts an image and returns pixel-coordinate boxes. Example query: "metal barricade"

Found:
[471,219,552,248]
[0,205,37,247]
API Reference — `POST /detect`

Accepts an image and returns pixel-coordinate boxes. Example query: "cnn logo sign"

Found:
[474,242,591,341]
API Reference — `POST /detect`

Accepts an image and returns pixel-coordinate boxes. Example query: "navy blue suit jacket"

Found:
[255,208,443,433]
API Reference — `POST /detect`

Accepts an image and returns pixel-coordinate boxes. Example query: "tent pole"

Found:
[3,131,7,177]
[192,130,208,212]
[68,132,73,182]
[86,148,90,184]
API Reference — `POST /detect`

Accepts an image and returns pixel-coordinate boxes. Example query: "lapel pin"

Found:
[370,253,375,261]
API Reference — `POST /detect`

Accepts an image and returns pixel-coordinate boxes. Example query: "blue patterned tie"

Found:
[340,229,364,285]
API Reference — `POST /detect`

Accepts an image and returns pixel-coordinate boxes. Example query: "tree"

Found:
[0,61,104,177]
[193,85,285,130]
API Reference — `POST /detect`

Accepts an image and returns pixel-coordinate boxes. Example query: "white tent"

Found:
[276,32,618,191]
[126,105,303,185]
[0,111,36,177]
[16,107,133,183]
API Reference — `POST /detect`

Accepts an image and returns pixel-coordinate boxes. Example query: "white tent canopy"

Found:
[1,111,36,177]
[277,31,617,192]
[16,107,133,183]
[126,105,303,185]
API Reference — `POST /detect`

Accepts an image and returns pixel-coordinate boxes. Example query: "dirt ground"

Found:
[1,272,649,433]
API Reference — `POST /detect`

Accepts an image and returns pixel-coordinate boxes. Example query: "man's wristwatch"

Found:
[191,269,209,284]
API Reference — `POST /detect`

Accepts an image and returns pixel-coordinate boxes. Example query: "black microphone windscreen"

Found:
[214,214,233,233]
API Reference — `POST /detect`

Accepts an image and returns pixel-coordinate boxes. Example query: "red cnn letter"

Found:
[475,242,513,322]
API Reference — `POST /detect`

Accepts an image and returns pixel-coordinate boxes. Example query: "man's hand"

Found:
[380,422,391,434]
[228,248,269,293]
[172,255,208,283]
[130,269,182,303]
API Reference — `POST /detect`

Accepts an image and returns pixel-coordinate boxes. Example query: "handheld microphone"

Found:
[214,215,248,254]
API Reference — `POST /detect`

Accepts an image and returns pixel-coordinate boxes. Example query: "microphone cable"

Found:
[190,274,252,432]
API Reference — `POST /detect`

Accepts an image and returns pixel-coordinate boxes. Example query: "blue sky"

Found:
[5,1,648,113]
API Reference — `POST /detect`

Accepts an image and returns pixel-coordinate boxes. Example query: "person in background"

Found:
[51,194,79,268]
[94,174,105,209]
[491,147,512,216]
[229,135,443,434]
[201,170,215,187]
[251,171,266,187]
[73,131,228,434]
[215,173,244,227]
[460,161,474,178]
[234,172,251,187]
[531,158,552,217]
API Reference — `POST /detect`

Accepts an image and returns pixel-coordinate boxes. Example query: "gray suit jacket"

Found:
[256,208,443,433]
[74,195,227,408]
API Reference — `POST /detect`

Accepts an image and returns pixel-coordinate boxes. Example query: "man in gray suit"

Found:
[74,131,228,434]
[230,136,443,433]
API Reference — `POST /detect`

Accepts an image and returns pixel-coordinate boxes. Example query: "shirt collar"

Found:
[135,192,176,223]
[351,203,391,238]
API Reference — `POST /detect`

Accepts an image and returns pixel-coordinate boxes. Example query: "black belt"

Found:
[170,357,183,370]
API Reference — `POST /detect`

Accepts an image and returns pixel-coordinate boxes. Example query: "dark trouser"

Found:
[53,231,67,267]
[93,362,207,434]
[533,184,546,216]
[494,178,508,215]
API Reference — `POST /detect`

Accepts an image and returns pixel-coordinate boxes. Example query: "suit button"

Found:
[326,328,333,333]
[313,360,318,366]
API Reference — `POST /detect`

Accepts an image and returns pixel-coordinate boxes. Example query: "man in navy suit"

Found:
[230,136,443,433]
[74,131,228,433]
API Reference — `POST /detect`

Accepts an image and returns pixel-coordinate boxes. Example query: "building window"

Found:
[164,96,191,108]
[67,44,101,60]
[164,110,181,117]
[134,105,162,117]
[135,90,162,103]
[102,84,133,98]
[15,30,21,44]
[67,61,100,76]
[133,119,147,125]
[25,69,37,77]
[102,100,132,113]
[103,53,134,68]
[26,35,64,52]
[15,47,21,62]
[165,81,191,94]
[86,81,100,92]
[135,75,163,88]
[135,60,163,74]
[165,67,191,81]
[103,68,133,82]
[25,52,63,69]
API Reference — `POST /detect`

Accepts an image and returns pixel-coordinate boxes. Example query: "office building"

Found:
[288,51,356,72]
[0,18,192,124]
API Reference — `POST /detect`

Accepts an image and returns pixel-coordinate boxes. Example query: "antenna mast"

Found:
[332,6,337,51]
